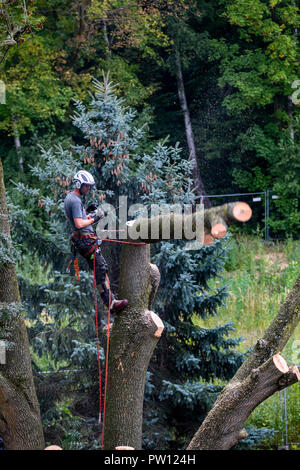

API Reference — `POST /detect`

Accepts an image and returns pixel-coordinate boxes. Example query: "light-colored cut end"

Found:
[151,312,164,338]
[204,232,215,245]
[211,223,227,238]
[291,365,300,381]
[233,202,252,222]
[273,353,289,373]
[115,446,135,450]
[45,445,62,450]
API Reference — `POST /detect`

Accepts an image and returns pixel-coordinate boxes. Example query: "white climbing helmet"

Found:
[73,170,95,190]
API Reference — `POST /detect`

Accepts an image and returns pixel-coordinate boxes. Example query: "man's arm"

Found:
[73,217,95,229]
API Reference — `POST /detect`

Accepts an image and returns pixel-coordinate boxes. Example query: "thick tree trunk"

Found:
[174,49,210,206]
[0,159,45,449]
[103,244,162,450]
[187,275,300,450]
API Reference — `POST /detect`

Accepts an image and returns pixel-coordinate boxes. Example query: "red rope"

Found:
[102,273,111,449]
[101,239,146,245]
[93,248,102,446]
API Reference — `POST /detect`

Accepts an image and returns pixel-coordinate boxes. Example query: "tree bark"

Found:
[103,244,162,450]
[187,275,300,450]
[0,159,45,449]
[174,48,210,206]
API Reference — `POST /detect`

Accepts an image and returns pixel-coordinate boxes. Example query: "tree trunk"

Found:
[174,49,210,206]
[0,159,45,450]
[187,274,300,450]
[12,116,23,173]
[101,201,252,449]
[103,244,162,450]
[103,18,112,58]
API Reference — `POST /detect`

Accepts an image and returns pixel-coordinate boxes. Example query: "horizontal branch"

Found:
[97,202,252,244]
[187,353,299,450]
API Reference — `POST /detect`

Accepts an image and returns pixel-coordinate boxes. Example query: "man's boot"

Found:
[97,283,128,314]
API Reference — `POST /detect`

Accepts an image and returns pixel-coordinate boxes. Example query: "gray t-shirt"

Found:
[64,192,94,234]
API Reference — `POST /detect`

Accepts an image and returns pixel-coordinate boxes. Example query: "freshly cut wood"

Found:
[203,229,214,245]
[291,365,300,381]
[115,446,135,450]
[232,202,252,222]
[273,353,289,373]
[151,312,164,338]
[45,445,62,450]
[205,202,251,239]
[211,223,227,239]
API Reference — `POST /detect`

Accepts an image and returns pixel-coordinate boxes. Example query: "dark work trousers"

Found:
[71,237,115,307]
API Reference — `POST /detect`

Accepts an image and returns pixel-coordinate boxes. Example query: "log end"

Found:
[232,202,252,222]
[273,353,289,373]
[204,231,215,245]
[291,365,300,382]
[150,312,164,338]
[211,223,227,239]
[45,445,62,450]
[115,446,135,450]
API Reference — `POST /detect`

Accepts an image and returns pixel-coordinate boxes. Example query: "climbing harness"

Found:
[66,232,145,449]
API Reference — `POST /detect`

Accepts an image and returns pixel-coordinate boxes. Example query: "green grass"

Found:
[195,234,300,449]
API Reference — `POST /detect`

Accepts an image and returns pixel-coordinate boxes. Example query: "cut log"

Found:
[203,229,215,245]
[231,202,252,222]
[211,222,227,239]
[102,201,252,244]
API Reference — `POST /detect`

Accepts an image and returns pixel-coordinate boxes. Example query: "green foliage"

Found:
[0,0,45,64]
[1,0,299,450]
[0,36,73,136]
[8,75,246,450]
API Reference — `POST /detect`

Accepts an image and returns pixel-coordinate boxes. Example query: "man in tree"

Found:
[64,170,128,313]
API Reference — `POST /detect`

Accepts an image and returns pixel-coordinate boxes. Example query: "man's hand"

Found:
[88,206,107,224]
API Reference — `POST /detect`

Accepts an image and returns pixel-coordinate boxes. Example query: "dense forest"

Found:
[0,0,299,451]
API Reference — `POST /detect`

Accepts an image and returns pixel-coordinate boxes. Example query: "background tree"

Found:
[0,159,45,450]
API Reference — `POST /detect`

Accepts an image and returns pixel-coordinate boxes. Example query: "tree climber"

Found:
[64,170,128,313]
